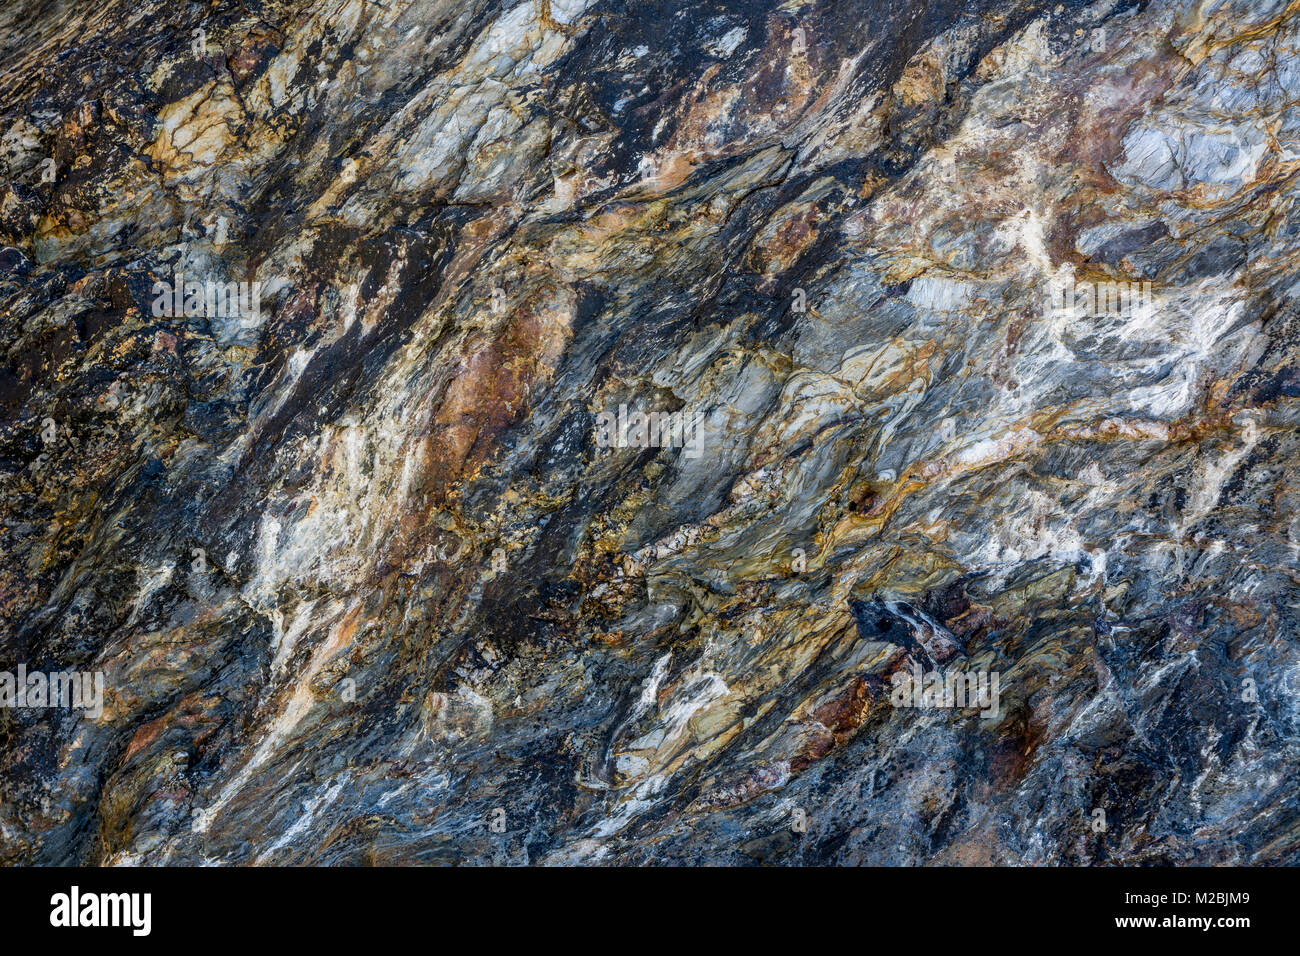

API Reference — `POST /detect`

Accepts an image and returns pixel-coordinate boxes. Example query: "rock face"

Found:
[1,0,1298,866]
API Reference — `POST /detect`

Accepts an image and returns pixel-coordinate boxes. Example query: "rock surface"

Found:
[1,0,1299,865]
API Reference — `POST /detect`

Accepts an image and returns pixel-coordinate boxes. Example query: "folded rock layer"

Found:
[1,0,1298,864]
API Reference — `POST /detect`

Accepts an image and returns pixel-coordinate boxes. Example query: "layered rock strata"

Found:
[1,0,1298,864]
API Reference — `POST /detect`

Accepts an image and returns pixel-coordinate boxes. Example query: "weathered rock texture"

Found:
[2,0,1299,865]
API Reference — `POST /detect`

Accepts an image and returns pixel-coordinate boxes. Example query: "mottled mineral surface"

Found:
[1,0,1299,865]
